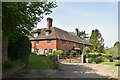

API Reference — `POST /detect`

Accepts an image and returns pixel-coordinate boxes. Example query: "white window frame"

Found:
[47,49,53,53]
[62,41,66,45]
[35,41,39,45]
[34,49,39,53]
[47,40,51,44]
[34,33,38,37]
[74,43,76,47]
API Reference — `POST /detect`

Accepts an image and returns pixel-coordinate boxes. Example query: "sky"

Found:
[36,2,118,48]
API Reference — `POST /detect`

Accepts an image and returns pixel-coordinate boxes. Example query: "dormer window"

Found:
[46,31,49,36]
[45,30,51,36]
[34,33,38,37]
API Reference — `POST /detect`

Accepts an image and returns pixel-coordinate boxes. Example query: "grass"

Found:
[25,54,58,69]
[3,59,24,70]
[99,62,118,66]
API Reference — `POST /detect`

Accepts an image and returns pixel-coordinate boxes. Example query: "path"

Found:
[50,62,118,78]
[3,62,119,79]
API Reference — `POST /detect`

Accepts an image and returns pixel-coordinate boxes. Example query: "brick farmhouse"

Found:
[29,18,91,55]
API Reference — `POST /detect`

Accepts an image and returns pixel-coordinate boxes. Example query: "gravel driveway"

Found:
[50,62,118,78]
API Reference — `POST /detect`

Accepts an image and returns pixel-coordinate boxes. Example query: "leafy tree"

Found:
[89,29,104,52]
[2,2,57,62]
[114,41,120,46]
[69,30,89,38]
[2,2,57,38]
[106,41,120,58]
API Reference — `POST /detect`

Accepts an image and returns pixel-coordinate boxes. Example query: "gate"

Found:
[59,55,82,63]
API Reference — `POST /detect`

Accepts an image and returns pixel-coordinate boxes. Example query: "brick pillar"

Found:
[2,38,8,63]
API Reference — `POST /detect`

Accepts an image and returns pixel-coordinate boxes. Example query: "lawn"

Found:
[25,54,58,69]
[99,62,118,66]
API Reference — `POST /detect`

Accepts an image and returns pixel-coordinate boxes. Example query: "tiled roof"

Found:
[29,27,91,45]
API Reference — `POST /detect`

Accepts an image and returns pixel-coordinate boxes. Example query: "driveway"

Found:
[3,62,119,79]
[50,62,118,78]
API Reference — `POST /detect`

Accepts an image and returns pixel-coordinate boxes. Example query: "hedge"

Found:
[86,52,112,59]
[8,35,31,64]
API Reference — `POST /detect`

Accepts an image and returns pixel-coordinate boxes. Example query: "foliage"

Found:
[89,29,104,53]
[3,59,23,69]
[115,63,120,66]
[2,2,57,38]
[92,56,104,63]
[82,46,90,55]
[105,41,120,58]
[69,30,89,38]
[100,62,118,66]
[66,50,75,56]
[86,52,112,59]
[8,35,31,64]
[25,54,58,69]
[53,50,63,55]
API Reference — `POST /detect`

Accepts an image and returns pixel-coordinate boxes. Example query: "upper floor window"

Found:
[34,33,38,37]
[35,41,39,45]
[47,40,51,44]
[46,32,49,36]
[62,41,66,45]
[74,43,76,47]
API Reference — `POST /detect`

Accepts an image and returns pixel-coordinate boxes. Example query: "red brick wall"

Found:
[56,40,80,50]
[31,40,57,49]
[31,40,81,51]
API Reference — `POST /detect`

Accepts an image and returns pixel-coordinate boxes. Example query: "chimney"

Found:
[47,17,53,29]
[75,28,79,36]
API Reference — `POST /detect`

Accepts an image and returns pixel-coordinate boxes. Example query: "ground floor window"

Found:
[34,49,39,53]
[47,49,53,53]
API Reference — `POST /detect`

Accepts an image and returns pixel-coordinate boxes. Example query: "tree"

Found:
[69,30,89,38]
[114,41,120,46]
[89,29,104,52]
[2,2,57,62]
[2,2,57,38]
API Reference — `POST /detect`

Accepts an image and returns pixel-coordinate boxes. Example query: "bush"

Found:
[93,56,104,63]
[66,50,75,56]
[8,35,31,64]
[115,63,120,66]
[82,47,90,55]
[53,50,63,55]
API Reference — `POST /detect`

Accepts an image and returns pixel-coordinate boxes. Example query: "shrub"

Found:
[115,63,120,66]
[8,35,31,64]
[66,50,75,56]
[82,47,90,55]
[53,50,63,55]
[93,56,104,63]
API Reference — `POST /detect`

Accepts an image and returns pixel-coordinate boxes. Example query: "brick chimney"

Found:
[75,28,79,36]
[47,17,53,29]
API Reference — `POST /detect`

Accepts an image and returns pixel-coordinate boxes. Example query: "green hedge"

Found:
[53,50,63,55]
[86,52,112,59]
[8,35,31,64]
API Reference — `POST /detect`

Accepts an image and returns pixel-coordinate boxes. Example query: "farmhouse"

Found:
[29,18,91,55]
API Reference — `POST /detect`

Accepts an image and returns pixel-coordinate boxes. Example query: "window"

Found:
[34,33,38,37]
[62,41,66,45]
[46,32,49,36]
[47,49,53,53]
[74,43,76,47]
[47,40,51,44]
[34,49,39,53]
[35,41,39,45]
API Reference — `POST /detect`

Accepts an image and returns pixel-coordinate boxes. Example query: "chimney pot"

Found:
[47,18,53,29]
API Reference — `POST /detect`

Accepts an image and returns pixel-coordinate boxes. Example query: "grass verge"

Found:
[99,62,118,66]
[25,54,58,69]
